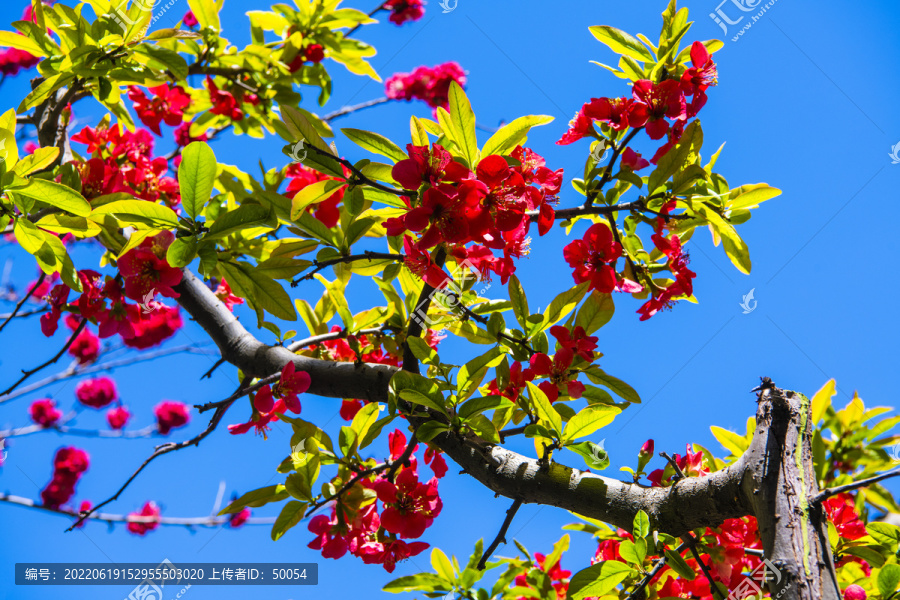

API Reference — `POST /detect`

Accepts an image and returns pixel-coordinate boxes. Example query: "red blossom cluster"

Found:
[67,320,100,365]
[29,398,62,427]
[557,41,718,164]
[0,4,45,75]
[127,84,191,136]
[228,362,311,436]
[287,44,326,72]
[75,376,118,409]
[386,144,561,285]
[214,278,244,312]
[182,10,198,28]
[564,222,625,294]
[307,429,447,572]
[228,507,251,528]
[70,124,180,204]
[385,62,466,110]
[284,163,348,228]
[647,444,710,486]
[383,0,425,26]
[40,447,89,508]
[127,501,161,535]
[154,401,190,435]
[38,235,183,350]
[637,216,696,321]
[485,326,596,402]
[206,76,246,121]
[106,405,131,430]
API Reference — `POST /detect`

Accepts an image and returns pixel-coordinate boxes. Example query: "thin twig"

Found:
[0,345,214,405]
[305,463,391,517]
[0,318,87,397]
[286,325,396,353]
[477,498,523,570]
[0,273,45,335]
[193,373,280,414]
[386,428,419,482]
[66,380,251,531]
[323,97,390,122]
[0,422,159,439]
[585,127,642,209]
[624,542,688,600]
[660,451,686,481]
[683,533,726,600]
[344,2,387,38]
[291,251,404,286]
[304,143,416,198]
[812,467,900,504]
[0,493,276,527]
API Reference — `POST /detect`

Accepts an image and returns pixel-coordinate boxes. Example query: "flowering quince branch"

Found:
[584,126,643,209]
[0,318,87,397]
[285,325,399,352]
[0,493,275,528]
[0,345,214,405]
[682,533,727,600]
[476,497,523,570]
[304,463,392,517]
[0,272,45,335]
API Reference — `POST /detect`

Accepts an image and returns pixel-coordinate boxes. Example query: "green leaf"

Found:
[810,379,836,425]
[90,200,179,229]
[218,485,289,514]
[649,120,702,193]
[218,261,297,321]
[698,204,751,274]
[416,420,449,443]
[566,441,609,470]
[271,500,306,541]
[0,30,44,55]
[400,390,448,416]
[281,105,332,156]
[728,183,782,211]
[13,146,58,176]
[633,510,650,539]
[589,25,655,62]
[481,115,554,158]
[526,381,562,438]
[341,128,407,163]
[665,549,696,580]
[383,573,449,593]
[448,81,478,166]
[878,564,900,598]
[508,275,529,329]
[567,561,634,599]
[575,292,615,335]
[291,180,347,221]
[584,368,641,403]
[166,236,198,268]
[561,405,620,443]
[178,141,217,220]
[186,0,220,29]
[458,396,512,421]
[13,179,90,217]
[710,425,749,457]
[206,204,271,240]
[543,281,590,330]
[457,347,505,401]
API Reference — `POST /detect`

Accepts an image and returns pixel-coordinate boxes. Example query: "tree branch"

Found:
[291,251,404,286]
[477,498,522,570]
[0,318,87,397]
[323,97,390,122]
[812,467,900,504]
[0,273,45,336]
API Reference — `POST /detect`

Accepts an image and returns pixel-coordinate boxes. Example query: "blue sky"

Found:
[1,0,899,599]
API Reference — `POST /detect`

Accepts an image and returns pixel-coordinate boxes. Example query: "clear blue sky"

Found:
[2,1,899,599]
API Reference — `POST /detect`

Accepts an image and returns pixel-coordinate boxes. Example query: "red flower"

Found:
[485,361,535,402]
[340,399,364,421]
[681,41,718,95]
[284,163,346,228]
[124,305,183,349]
[637,233,695,321]
[40,284,70,337]
[375,467,443,539]
[155,401,190,435]
[206,77,244,121]
[529,349,583,402]
[182,10,198,27]
[825,494,867,540]
[41,447,89,508]
[276,362,312,414]
[550,325,598,362]
[229,507,251,528]
[127,84,191,136]
[620,147,650,171]
[75,377,118,409]
[127,501,161,535]
[844,585,867,600]
[385,62,467,109]
[174,122,208,147]
[30,399,62,427]
[68,328,100,365]
[557,106,596,146]
[585,97,633,131]
[384,0,425,26]
[628,80,686,140]
[214,278,243,311]
[228,399,287,437]
[106,406,131,430]
[563,223,622,293]
[401,237,451,288]
[118,232,183,302]
[391,143,470,191]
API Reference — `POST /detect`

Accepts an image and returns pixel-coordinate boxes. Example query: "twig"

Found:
[499,425,528,442]
[624,542,688,600]
[0,318,87,397]
[0,273,45,335]
[322,97,390,122]
[403,247,447,373]
[812,466,900,504]
[286,325,396,353]
[201,357,227,380]
[194,373,280,413]
[683,533,726,600]
[66,380,251,531]
[585,127,642,209]
[305,463,391,517]
[0,422,159,439]
[0,493,275,528]
[477,498,523,570]
[304,143,416,198]
[291,251,404,286]
[0,344,214,405]
[386,428,419,482]
[344,2,387,38]
[0,307,47,320]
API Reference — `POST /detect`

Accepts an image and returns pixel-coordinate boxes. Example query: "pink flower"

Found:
[30,399,62,427]
[75,377,118,409]
[182,10,199,27]
[385,62,467,110]
[384,0,425,25]
[117,232,183,301]
[229,507,251,528]
[127,501,161,535]
[154,401,190,435]
[106,406,131,430]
